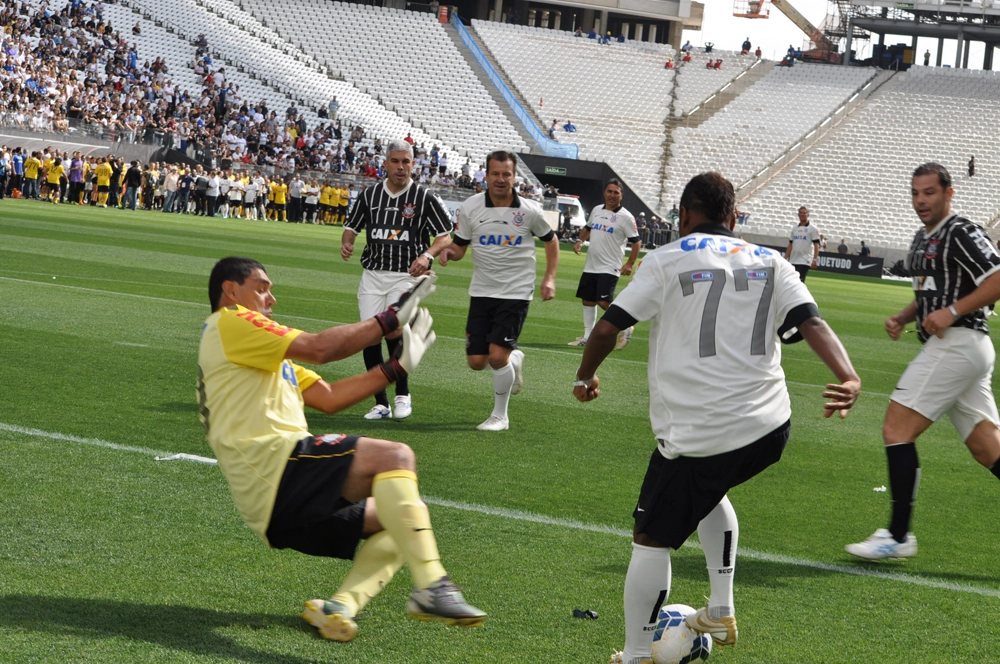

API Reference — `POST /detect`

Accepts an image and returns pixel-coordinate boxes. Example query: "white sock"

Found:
[491,363,514,420]
[583,305,597,340]
[623,542,671,663]
[697,495,738,619]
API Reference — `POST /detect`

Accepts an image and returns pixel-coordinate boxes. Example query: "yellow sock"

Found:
[331,531,403,616]
[371,470,447,589]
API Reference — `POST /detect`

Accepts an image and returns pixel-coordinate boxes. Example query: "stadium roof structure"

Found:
[843,0,1000,68]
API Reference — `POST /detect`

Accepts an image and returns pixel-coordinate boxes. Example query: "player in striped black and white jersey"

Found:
[341,139,454,420]
[438,150,560,431]
[568,179,642,350]
[846,163,1000,561]
[573,172,860,663]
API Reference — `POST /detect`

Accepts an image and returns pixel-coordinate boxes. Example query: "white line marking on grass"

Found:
[0,423,216,464]
[114,341,150,348]
[5,422,998,599]
[424,497,1000,599]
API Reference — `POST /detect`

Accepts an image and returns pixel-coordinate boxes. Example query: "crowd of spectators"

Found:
[1,0,541,196]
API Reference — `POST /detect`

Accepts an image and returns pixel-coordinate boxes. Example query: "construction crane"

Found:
[733,0,841,63]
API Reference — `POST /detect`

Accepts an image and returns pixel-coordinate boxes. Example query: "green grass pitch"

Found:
[2,198,999,663]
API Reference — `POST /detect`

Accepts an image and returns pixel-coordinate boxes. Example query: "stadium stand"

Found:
[672,49,759,117]
[741,66,1000,250]
[122,0,450,153]
[234,0,530,160]
[661,63,877,209]
[471,19,675,207]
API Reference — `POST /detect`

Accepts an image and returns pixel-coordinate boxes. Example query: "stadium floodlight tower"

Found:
[733,0,843,63]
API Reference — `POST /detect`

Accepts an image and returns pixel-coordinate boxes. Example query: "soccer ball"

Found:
[650,604,712,664]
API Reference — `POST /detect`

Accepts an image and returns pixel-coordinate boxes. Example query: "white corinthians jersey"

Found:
[454,192,554,300]
[612,227,816,459]
[584,204,640,275]
[788,222,820,266]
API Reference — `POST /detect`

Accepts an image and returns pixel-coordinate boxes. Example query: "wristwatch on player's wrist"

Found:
[422,252,434,262]
[948,304,959,318]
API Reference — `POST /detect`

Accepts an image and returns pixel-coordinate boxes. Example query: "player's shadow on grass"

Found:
[0,595,314,663]
[307,415,473,433]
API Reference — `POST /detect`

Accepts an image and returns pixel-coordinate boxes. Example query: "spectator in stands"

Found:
[858,241,871,257]
[563,120,577,133]
[665,58,674,69]
[714,58,723,70]
[706,58,714,69]
[819,234,827,251]
[617,33,625,43]
[549,120,558,139]
[838,239,849,254]
[681,40,692,52]
[755,46,762,59]
[132,22,141,36]
[682,52,692,63]
[328,96,339,121]
[575,27,584,37]
[588,29,597,39]
[741,38,751,55]
[968,156,975,177]
[430,0,440,15]
[924,49,931,66]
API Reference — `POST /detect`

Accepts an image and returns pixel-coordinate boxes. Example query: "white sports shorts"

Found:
[357,270,415,321]
[891,326,999,441]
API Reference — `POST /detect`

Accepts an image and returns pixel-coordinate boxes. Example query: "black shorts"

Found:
[634,420,790,550]
[265,434,365,560]
[339,204,349,215]
[793,264,810,282]
[575,271,620,303]
[465,296,530,355]
[97,185,109,192]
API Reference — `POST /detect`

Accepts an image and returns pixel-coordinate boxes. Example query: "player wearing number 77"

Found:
[572,173,861,664]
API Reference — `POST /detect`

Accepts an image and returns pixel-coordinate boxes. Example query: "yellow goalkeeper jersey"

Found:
[197,304,321,542]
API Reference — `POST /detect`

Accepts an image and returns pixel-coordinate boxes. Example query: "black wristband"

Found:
[373,308,398,335]
[378,356,407,382]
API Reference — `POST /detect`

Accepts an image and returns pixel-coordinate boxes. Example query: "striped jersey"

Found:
[905,213,1000,343]
[345,180,453,273]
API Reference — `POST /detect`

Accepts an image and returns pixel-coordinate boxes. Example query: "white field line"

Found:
[1,276,894,397]
[3,422,999,599]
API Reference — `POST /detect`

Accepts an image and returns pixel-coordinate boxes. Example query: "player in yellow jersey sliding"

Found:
[198,257,485,643]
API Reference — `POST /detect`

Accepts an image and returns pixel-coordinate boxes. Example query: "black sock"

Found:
[886,442,920,543]
[385,337,408,397]
[362,344,389,407]
[991,459,1000,481]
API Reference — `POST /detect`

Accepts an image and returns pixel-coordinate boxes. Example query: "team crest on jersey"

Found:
[510,210,526,227]
[609,214,617,223]
[925,239,939,259]
[402,203,416,220]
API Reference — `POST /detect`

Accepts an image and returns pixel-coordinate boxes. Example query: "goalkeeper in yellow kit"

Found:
[198,257,485,642]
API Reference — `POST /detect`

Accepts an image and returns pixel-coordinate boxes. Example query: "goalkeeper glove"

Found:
[373,272,437,335]
[379,308,436,382]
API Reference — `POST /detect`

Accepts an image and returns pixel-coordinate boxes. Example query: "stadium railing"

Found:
[448,13,578,160]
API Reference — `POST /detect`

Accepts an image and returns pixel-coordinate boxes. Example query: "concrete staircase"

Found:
[443,20,547,153]
[672,59,775,129]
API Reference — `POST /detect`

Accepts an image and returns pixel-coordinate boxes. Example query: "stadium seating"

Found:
[233,0,529,161]
[472,20,675,207]
[123,0,447,153]
[742,66,1000,250]
[672,50,759,117]
[661,63,877,208]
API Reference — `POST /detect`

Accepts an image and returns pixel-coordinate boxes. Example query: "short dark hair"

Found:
[209,257,266,311]
[605,178,624,192]
[912,162,952,190]
[485,150,517,172]
[798,206,808,213]
[679,172,735,225]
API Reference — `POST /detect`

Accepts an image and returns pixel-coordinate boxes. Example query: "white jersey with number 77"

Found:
[612,230,816,459]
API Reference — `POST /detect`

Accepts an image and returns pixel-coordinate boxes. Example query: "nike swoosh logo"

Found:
[636,508,645,512]
[503,337,516,343]
[859,262,877,270]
